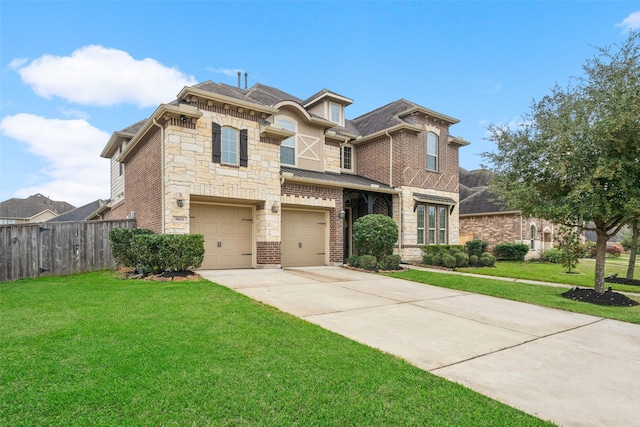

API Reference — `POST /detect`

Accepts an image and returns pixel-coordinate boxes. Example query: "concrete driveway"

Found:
[199,266,640,427]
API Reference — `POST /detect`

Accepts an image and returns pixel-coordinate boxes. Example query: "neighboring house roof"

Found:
[46,200,105,222]
[458,168,513,215]
[0,193,75,219]
[281,166,396,193]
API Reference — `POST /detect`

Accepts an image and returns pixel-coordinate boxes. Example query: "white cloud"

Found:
[615,11,640,32]
[58,107,90,120]
[208,67,246,77]
[0,113,111,206]
[12,45,197,108]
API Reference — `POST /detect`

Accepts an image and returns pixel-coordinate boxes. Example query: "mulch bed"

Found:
[605,276,640,287]
[561,287,639,307]
[116,267,201,281]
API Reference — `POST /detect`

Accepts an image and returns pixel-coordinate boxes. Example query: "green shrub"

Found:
[465,239,489,258]
[348,254,360,267]
[493,243,530,261]
[359,254,378,271]
[131,233,204,274]
[454,252,469,267]
[469,254,479,266]
[353,214,398,260]
[542,248,563,264]
[480,253,496,267]
[109,228,154,267]
[421,245,465,257]
[379,254,401,271]
[442,254,457,269]
[422,254,433,265]
[431,254,442,266]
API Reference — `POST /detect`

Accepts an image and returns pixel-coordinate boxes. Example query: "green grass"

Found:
[386,269,640,325]
[457,257,640,294]
[1,271,552,426]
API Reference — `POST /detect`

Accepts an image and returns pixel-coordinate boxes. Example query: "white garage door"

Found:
[281,209,327,267]
[190,204,253,269]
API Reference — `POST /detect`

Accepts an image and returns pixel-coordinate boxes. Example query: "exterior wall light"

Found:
[177,199,184,208]
[338,210,346,220]
[271,203,279,213]
[180,114,188,123]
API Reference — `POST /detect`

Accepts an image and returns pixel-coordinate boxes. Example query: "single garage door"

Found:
[281,209,326,267]
[190,204,253,269]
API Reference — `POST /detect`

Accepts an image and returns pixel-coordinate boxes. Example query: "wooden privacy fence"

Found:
[0,219,136,282]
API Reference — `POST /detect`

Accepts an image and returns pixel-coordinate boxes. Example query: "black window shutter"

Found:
[212,122,221,163]
[239,129,248,167]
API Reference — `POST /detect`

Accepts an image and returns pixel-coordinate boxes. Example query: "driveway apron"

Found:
[199,266,640,427]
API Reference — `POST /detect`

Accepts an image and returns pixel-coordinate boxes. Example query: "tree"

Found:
[555,226,587,273]
[483,32,640,293]
[621,220,639,280]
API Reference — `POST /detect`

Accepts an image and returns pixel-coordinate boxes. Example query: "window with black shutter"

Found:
[212,122,221,163]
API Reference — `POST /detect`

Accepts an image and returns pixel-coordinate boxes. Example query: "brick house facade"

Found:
[459,168,557,258]
[99,81,470,268]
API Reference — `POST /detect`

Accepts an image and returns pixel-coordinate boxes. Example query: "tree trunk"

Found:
[594,231,608,294]
[627,221,639,280]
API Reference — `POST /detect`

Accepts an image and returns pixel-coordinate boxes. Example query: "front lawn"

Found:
[386,269,640,324]
[0,271,552,426]
[457,257,639,294]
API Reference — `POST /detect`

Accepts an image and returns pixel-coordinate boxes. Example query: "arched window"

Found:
[276,117,296,166]
[427,132,438,171]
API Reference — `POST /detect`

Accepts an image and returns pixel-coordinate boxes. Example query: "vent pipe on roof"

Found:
[237,71,241,88]
[244,72,248,89]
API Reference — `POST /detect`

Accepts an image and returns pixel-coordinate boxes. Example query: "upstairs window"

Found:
[341,144,353,171]
[221,127,238,164]
[212,123,248,167]
[276,117,296,166]
[427,132,438,171]
[330,102,342,124]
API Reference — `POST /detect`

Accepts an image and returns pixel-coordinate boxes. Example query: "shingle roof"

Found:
[413,193,457,205]
[119,119,148,135]
[281,166,392,190]
[0,194,75,219]
[349,99,416,137]
[459,167,494,188]
[46,200,104,222]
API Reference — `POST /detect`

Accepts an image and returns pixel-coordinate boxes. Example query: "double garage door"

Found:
[191,204,327,269]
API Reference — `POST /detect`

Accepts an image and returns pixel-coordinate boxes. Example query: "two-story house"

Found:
[99,80,469,269]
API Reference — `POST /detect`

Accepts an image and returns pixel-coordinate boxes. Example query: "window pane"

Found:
[342,146,352,170]
[428,206,436,244]
[417,205,425,245]
[439,207,447,244]
[427,155,437,171]
[330,104,341,123]
[281,146,295,165]
[221,127,237,164]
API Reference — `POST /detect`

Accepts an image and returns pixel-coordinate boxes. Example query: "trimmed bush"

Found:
[131,234,204,274]
[379,254,401,271]
[442,254,457,269]
[465,239,489,258]
[109,228,154,267]
[493,243,530,261]
[353,214,398,260]
[469,254,479,266]
[348,254,360,267]
[422,254,433,265]
[359,255,378,271]
[542,248,563,263]
[421,245,465,257]
[480,253,496,267]
[431,254,442,266]
[454,252,469,267]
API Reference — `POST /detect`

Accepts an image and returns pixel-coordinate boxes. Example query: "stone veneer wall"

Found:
[281,182,344,264]
[398,186,460,262]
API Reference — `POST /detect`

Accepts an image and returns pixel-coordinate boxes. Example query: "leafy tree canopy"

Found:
[483,32,640,292]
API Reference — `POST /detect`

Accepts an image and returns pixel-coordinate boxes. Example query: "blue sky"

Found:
[1,1,638,207]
